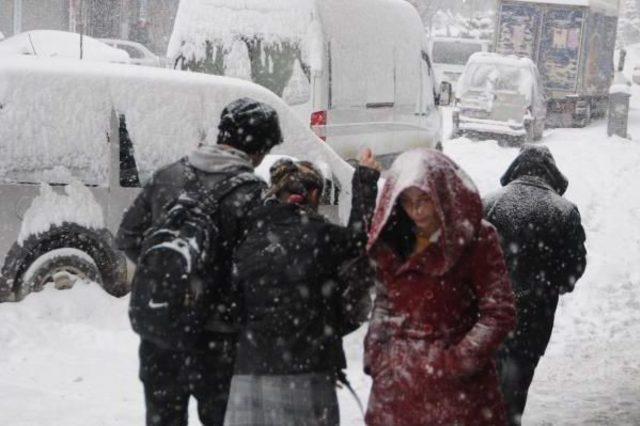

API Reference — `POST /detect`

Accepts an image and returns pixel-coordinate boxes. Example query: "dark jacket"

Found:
[116,145,266,332]
[484,146,587,359]
[233,166,378,375]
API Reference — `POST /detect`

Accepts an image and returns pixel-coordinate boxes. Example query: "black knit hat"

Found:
[217,97,283,155]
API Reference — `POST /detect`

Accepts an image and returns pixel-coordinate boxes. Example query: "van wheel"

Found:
[17,248,102,301]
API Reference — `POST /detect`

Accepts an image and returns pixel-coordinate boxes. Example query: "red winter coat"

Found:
[364,149,516,426]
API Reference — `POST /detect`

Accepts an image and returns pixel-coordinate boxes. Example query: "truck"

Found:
[494,0,620,127]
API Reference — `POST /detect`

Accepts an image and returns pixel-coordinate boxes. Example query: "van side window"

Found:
[119,115,141,188]
[0,114,109,187]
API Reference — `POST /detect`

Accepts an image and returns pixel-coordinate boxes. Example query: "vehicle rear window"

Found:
[176,38,311,106]
[432,41,484,66]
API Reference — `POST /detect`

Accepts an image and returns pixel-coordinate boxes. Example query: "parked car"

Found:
[168,0,450,165]
[431,37,490,89]
[452,53,546,144]
[0,56,351,303]
[0,30,130,63]
[99,38,167,67]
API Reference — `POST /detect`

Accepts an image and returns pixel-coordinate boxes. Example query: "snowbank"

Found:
[18,180,105,245]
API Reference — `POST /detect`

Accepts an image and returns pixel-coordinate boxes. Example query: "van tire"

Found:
[17,248,102,301]
[1,224,129,302]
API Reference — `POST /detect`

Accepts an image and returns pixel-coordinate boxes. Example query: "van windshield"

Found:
[432,41,484,66]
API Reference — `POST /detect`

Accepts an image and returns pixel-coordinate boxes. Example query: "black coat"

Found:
[116,149,265,333]
[484,146,586,360]
[233,167,379,375]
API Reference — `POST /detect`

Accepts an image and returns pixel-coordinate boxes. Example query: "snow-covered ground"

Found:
[2,90,640,425]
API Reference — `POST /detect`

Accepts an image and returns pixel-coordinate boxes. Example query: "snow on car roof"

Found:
[167,0,315,61]
[0,56,354,219]
[0,30,130,63]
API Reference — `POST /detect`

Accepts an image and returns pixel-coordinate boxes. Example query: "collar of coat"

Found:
[511,175,558,193]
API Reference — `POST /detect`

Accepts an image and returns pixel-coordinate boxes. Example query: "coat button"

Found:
[424,290,434,300]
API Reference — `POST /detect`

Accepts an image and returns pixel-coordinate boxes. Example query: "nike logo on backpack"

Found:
[148,300,169,309]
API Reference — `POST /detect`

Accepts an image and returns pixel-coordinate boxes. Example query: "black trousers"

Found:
[498,353,541,426]
[139,332,237,426]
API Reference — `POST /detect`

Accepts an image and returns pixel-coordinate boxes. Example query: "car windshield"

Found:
[432,41,484,65]
[459,62,533,100]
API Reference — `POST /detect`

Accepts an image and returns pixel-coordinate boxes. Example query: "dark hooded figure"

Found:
[364,149,516,426]
[484,145,587,426]
[224,158,378,426]
[116,98,282,426]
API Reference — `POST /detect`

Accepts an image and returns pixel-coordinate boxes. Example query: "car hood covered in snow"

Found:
[0,30,130,63]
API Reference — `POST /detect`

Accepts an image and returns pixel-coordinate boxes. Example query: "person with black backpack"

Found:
[224,157,380,426]
[116,98,283,426]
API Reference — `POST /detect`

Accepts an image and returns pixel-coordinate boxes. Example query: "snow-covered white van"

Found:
[0,57,352,302]
[168,0,451,164]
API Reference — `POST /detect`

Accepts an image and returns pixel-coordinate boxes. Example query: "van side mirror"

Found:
[438,81,452,107]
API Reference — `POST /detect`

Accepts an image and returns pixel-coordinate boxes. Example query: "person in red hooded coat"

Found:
[364,148,517,426]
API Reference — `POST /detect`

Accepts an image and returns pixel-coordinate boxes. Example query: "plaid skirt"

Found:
[224,373,339,426]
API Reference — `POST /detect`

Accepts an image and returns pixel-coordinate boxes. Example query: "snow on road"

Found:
[2,92,640,425]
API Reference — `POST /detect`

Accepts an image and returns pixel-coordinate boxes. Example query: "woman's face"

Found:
[400,187,440,233]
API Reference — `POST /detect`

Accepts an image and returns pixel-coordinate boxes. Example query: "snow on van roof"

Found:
[0,30,130,63]
[0,57,354,219]
[509,0,619,15]
[167,0,315,61]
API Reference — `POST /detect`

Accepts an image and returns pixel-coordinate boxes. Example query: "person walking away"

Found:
[364,148,516,426]
[484,145,587,426]
[224,157,380,426]
[116,98,283,426]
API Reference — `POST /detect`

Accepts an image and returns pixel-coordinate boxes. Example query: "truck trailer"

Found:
[495,0,619,127]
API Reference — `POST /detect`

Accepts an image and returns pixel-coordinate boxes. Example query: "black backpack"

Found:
[129,160,260,350]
